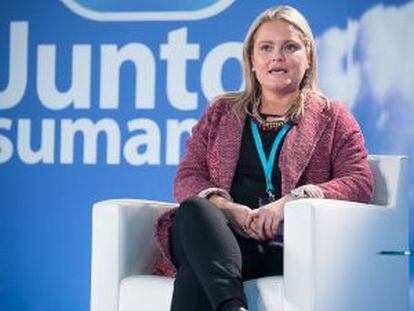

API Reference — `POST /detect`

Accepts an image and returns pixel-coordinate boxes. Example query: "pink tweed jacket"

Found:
[153,93,374,277]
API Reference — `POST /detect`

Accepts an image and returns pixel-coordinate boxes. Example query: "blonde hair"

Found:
[220,5,329,117]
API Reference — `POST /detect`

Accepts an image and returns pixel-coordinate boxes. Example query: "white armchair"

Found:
[90,155,410,311]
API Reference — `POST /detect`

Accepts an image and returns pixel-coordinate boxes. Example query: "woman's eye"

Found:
[285,44,298,52]
[260,44,273,52]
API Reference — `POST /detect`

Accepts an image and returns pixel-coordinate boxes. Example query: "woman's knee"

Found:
[180,195,207,209]
[175,195,223,225]
[176,196,206,221]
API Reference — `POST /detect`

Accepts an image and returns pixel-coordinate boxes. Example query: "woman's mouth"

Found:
[268,68,287,74]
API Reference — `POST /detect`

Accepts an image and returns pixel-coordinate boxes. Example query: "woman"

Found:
[153,5,373,311]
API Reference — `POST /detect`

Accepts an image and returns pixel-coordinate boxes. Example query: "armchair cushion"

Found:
[119,276,174,311]
[118,275,284,311]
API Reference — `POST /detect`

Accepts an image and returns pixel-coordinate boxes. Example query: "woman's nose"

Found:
[271,49,284,61]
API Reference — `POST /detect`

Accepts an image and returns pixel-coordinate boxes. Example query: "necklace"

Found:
[248,93,302,131]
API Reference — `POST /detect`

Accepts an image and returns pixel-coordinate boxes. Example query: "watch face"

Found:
[292,187,304,199]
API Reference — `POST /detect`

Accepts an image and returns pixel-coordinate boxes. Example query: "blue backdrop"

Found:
[1,0,413,310]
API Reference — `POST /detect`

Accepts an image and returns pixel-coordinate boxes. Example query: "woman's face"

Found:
[251,19,309,96]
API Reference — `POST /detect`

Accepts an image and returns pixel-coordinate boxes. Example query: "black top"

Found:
[229,115,290,209]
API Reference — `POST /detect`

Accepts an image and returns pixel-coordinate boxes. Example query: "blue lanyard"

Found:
[251,120,291,200]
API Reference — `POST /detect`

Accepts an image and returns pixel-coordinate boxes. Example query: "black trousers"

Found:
[170,196,283,311]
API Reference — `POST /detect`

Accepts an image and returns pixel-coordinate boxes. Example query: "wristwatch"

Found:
[290,186,307,199]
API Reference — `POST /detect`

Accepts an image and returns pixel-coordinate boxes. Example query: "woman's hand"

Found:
[222,203,252,230]
[209,195,252,234]
[244,195,293,241]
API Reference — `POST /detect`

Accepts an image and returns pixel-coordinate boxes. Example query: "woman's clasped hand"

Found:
[210,194,291,242]
[243,198,286,242]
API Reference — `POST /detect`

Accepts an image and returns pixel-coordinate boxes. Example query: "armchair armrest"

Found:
[90,199,176,311]
[283,199,409,311]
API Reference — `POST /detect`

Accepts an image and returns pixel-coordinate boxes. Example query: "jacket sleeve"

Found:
[174,100,226,204]
[317,104,374,203]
